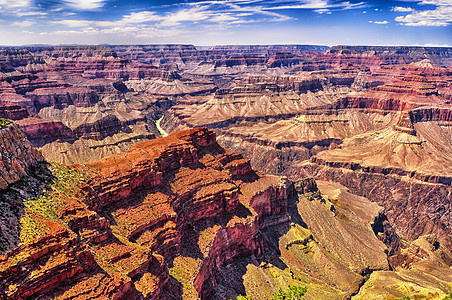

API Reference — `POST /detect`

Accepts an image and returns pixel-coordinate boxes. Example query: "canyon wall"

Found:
[1,45,452,299]
[0,123,42,189]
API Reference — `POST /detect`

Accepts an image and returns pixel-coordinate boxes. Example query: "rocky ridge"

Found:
[1,45,452,299]
[0,123,42,189]
[0,128,293,299]
[2,128,440,299]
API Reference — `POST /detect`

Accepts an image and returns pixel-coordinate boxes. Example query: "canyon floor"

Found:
[0,44,451,299]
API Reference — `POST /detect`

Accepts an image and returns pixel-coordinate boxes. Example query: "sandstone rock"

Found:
[0,123,42,189]
[0,103,29,120]
[15,117,73,147]
[353,235,452,300]
[27,87,100,110]
[328,45,452,68]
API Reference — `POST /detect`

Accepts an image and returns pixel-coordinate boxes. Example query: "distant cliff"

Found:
[328,45,452,67]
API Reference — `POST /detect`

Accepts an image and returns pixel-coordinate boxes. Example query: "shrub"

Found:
[0,117,12,129]
[271,285,307,300]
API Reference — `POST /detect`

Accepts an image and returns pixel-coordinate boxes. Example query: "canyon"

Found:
[0,44,451,299]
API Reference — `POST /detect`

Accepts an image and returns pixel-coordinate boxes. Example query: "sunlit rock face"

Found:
[1,44,452,299]
[0,128,294,299]
[0,123,42,190]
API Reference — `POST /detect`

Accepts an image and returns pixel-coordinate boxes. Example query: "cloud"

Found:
[54,0,296,32]
[0,0,31,10]
[16,11,47,17]
[57,20,94,27]
[369,20,389,24]
[63,0,107,10]
[392,6,414,12]
[315,9,332,14]
[44,25,185,40]
[159,6,212,26]
[210,13,239,23]
[266,0,366,11]
[394,0,452,26]
[11,20,36,27]
[122,11,160,24]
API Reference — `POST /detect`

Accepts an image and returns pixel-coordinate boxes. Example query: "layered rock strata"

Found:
[0,123,42,189]
[1,127,451,299]
[0,128,293,299]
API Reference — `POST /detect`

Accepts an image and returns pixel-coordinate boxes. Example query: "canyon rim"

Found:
[1,0,452,299]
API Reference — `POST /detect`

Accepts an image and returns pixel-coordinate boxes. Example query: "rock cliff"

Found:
[0,128,294,299]
[1,126,451,299]
[328,45,452,67]
[0,123,42,189]
[1,45,452,299]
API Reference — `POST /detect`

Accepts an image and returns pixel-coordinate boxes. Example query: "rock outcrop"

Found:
[1,126,451,299]
[15,117,73,147]
[0,103,29,120]
[0,128,295,299]
[0,123,42,189]
[1,45,452,299]
[328,45,452,67]
[0,123,44,254]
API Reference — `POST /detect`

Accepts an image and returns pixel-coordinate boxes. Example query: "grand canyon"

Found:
[0,43,451,299]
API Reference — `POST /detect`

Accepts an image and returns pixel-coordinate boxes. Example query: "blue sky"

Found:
[0,0,450,46]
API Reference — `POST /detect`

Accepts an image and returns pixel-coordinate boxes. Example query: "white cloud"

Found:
[315,9,332,14]
[54,0,297,32]
[0,0,31,10]
[122,11,160,24]
[44,25,185,40]
[16,11,47,17]
[63,0,107,10]
[159,6,212,26]
[394,0,452,26]
[210,14,239,23]
[57,20,94,27]
[11,20,36,27]
[392,6,414,12]
[369,20,389,24]
[266,0,366,11]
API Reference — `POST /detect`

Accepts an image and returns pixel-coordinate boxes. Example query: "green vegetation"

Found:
[236,295,253,300]
[19,211,48,245]
[169,256,203,299]
[395,296,410,300]
[0,117,12,129]
[271,285,307,300]
[24,164,88,220]
[20,164,89,244]
[442,291,452,300]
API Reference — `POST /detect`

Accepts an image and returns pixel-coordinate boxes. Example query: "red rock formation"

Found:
[327,45,452,68]
[27,87,99,109]
[0,127,298,299]
[409,104,452,123]
[300,140,452,243]
[15,117,73,146]
[0,103,29,120]
[0,123,42,189]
